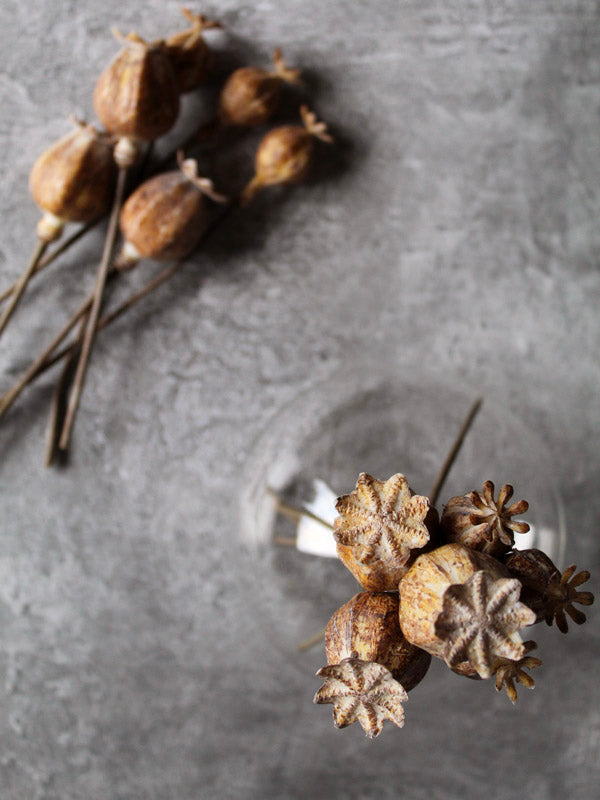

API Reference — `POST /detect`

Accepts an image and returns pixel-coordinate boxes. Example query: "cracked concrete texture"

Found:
[0,1,599,798]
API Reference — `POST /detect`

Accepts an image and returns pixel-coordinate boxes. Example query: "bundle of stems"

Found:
[0,9,333,465]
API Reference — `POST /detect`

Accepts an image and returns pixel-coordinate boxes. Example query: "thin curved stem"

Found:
[429,397,483,506]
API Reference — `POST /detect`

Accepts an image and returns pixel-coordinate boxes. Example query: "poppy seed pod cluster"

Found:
[2,9,337,462]
[311,472,594,737]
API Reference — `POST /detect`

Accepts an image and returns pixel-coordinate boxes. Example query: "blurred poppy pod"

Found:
[93,29,180,166]
[29,119,116,242]
[241,105,332,204]
[218,48,301,127]
[165,8,222,93]
[115,152,227,270]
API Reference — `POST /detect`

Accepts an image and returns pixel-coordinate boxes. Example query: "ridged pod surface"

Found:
[505,549,594,633]
[334,472,433,591]
[324,592,431,689]
[441,481,529,558]
[314,592,431,737]
[399,543,535,679]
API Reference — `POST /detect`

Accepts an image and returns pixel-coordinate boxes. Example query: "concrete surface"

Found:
[1,1,599,798]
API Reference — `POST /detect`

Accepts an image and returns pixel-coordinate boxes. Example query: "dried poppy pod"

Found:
[218,48,301,127]
[504,548,594,633]
[314,592,431,737]
[115,153,226,270]
[165,8,221,93]
[93,29,180,166]
[240,105,332,204]
[333,472,434,591]
[399,543,536,679]
[29,119,116,243]
[440,480,530,559]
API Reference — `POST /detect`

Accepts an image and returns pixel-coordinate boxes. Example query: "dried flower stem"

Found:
[58,166,128,452]
[0,288,95,419]
[273,535,297,547]
[43,260,183,375]
[0,222,97,308]
[429,397,483,506]
[44,316,87,467]
[267,486,333,530]
[0,202,236,418]
[0,239,49,336]
[298,627,327,652]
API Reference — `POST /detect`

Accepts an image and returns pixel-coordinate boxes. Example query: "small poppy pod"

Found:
[29,120,116,243]
[165,8,222,93]
[333,472,435,592]
[440,480,530,559]
[399,543,536,679]
[504,548,594,633]
[93,29,180,166]
[218,48,301,127]
[314,592,431,737]
[324,592,432,690]
[115,153,226,270]
[240,105,333,204]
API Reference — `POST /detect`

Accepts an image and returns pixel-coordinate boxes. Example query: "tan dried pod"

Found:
[440,480,530,559]
[240,105,332,204]
[218,49,301,127]
[29,120,116,243]
[314,592,431,737]
[115,153,226,270]
[399,543,536,679]
[165,8,222,93]
[93,29,180,166]
[504,549,594,633]
[333,472,434,591]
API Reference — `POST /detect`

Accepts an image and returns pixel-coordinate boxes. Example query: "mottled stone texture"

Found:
[0,1,599,798]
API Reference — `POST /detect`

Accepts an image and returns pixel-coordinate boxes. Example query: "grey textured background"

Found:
[1,1,599,798]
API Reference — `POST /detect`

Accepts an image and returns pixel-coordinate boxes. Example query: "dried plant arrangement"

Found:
[270,400,594,738]
[0,7,334,464]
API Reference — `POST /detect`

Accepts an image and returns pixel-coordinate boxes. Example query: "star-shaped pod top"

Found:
[435,570,536,679]
[314,658,408,738]
[441,480,529,558]
[334,472,432,591]
[399,543,536,679]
